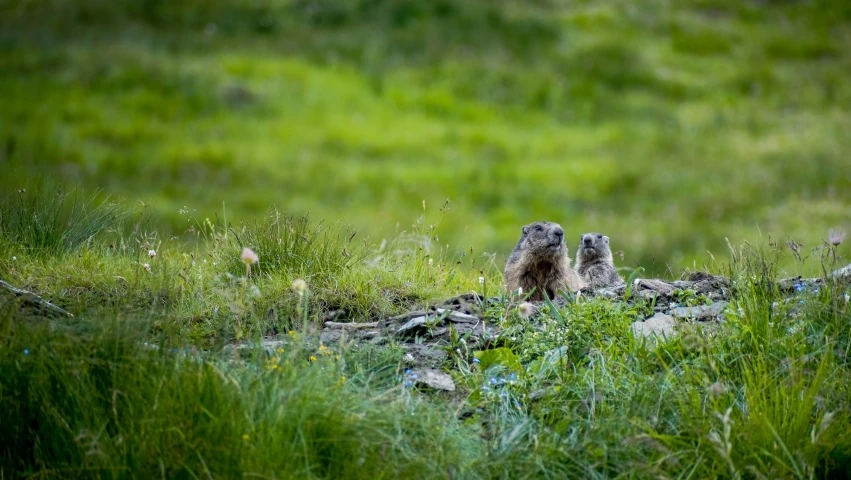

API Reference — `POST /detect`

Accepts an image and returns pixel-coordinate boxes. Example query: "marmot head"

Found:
[517,221,566,258]
[577,232,612,262]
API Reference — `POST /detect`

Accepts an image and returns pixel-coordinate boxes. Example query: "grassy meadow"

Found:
[1,0,850,270]
[3,0,851,478]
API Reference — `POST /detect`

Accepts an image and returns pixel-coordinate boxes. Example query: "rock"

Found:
[402,344,448,367]
[396,315,432,334]
[669,301,729,321]
[446,311,480,324]
[415,368,456,391]
[631,313,677,340]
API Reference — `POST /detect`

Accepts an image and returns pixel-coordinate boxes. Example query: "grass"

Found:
[1,0,849,272]
[2,186,851,478]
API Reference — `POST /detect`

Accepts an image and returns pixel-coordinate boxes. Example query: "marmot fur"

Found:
[574,232,624,288]
[505,221,584,301]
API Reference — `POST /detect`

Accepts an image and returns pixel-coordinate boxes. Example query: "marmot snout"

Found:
[504,221,584,301]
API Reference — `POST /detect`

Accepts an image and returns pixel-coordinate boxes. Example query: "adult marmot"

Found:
[505,221,584,301]
[574,232,624,288]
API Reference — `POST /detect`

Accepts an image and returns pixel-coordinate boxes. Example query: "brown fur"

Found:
[505,221,584,301]
[574,232,624,289]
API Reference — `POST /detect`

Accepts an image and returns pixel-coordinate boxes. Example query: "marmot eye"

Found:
[597,234,603,239]
[535,225,543,232]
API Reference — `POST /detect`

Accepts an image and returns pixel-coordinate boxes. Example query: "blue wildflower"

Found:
[509,373,516,381]
[499,392,508,398]
[490,377,497,385]
[405,368,411,374]
[410,373,419,379]
[472,358,480,364]
[405,380,413,388]
[813,288,820,294]
[482,386,490,392]
[795,283,805,292]
[799,300,805,304]
[23,348,29,355]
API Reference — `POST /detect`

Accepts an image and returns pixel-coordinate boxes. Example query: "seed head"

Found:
[241,247,259,265]
[292,278,307,294]
[517,302,535,319]
[828,228,847,246]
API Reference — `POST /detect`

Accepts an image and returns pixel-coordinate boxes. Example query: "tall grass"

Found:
[0,179,128,257]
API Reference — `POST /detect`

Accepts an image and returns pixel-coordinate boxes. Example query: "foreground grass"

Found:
[2,188,851,478]
[2,0,850,269]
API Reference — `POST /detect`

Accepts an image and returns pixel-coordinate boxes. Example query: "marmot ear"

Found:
[604,236,609,243]
[522,226,529,235]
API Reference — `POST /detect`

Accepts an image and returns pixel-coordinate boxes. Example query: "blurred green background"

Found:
[1,0,849,272]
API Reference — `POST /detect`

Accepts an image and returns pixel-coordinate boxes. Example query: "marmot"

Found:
[574,232,624,288]
[505,221,584,301]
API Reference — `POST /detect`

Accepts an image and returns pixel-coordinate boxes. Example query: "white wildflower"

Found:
[148,249,156,259]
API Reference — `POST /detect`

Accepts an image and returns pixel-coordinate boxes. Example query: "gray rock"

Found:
[415,368,456,391]
[632,313,677,340]
[446,311,480,324]
[396,315,432,334]
[669,301,729,321]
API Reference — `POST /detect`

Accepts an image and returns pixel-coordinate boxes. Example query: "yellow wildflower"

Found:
[309,355,317,362]
[242,434,249,440]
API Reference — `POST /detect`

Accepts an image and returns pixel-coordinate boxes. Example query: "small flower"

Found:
[335,355,340,360]
[472,358,480,364]
[517,302,535,319]
[292,278,307,294]
[143,263,151,272]
[309,355,317,362]
[242,434,249,440]
[478,276,485,285]
[148,249,156,259]
[828,228,847,246]
[509,372,516,381]
[428,258,433,266]
[843,293,849,303]
[277,348,285,353]
[410,373,419,379]
[482,386,490,392]
[241,247,259,265]
[405,368,412,374]
[490,377,497,385]
[405,380,414,388]
[11,256,16,261]
[515,287,523,295]
[23,348,29,355]
[813,288,820,294]
[795,283,805,293]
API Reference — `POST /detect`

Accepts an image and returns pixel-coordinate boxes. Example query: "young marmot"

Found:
[505,221,584,301]
[574,232,624,288]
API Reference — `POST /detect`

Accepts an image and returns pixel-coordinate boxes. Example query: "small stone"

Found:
[632,313,677,340]
[669,301,728,321]
[396,315,430,334]
[415,369,455,391]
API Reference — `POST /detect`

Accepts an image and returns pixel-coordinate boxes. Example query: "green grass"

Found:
[3,1,851,476]
[2,187,851,478]
[1,0,849,272]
